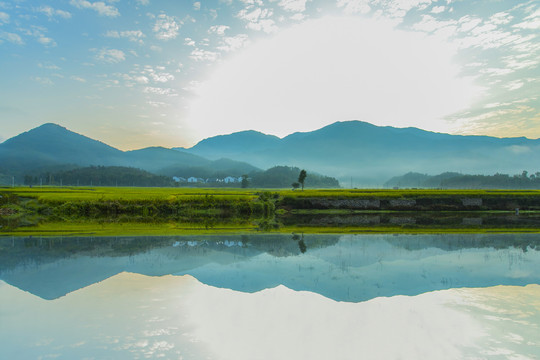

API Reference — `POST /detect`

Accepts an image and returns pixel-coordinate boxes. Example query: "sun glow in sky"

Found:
[0,0,539,149]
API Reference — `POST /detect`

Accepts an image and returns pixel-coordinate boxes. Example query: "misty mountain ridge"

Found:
[180,120,540,186]
[2,121,539,187]
[0,123,260,179]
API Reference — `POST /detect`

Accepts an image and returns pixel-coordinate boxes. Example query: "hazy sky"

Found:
[0,0,538,149]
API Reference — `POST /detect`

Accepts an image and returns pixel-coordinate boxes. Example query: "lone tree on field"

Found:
[291,182,300,190]
[241,174,249,188]
[298,169,307,191]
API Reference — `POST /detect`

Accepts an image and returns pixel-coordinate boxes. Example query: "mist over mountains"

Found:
[179,121,540,186]
[1,121,539,187]
[0,123,258,181]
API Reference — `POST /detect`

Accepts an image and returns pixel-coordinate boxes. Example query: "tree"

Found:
[298,169,307,190]
[291,182,300,190]
[241,174,249,188]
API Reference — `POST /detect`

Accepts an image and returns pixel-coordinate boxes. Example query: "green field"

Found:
[2,186,540,236]
[3,186,540,201]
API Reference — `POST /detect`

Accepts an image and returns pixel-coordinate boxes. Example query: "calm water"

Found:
[1,233,539,359]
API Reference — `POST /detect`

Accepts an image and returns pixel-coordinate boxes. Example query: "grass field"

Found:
[3,186,540,202]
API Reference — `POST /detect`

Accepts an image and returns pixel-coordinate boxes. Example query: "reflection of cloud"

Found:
[506,145,531,154]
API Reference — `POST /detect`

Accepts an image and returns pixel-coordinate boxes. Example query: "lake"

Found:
[1,233,539,359]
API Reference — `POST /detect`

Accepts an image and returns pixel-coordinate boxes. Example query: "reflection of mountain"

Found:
[0,234,539,301]
[0,235,338,299]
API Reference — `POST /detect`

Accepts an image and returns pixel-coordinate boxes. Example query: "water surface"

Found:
[1,233,539,359]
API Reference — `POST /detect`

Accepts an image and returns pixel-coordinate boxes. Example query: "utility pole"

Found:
[12,176,14,187]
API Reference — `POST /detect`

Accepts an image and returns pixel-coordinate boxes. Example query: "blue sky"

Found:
[0,0,538,149]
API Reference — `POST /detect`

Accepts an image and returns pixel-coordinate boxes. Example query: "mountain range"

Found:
[178,121,540,185]
[0,123,259,181]
[1,121,539,186]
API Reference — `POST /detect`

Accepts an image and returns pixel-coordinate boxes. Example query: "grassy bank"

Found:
[2,186,540,236]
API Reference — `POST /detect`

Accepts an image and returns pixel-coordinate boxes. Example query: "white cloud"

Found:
[0,11,9,23]
[337,0,370,15]
[278,0,307,13]
[38,62,61,70]
[153,14,180,40]
[37,36,56,46]
[190,48,219,62]
[136,0,150,5]
[70,76,87,82]
[141,66,175,83]
[431,5,445,14]
[208,25,230,35]
[217,34,250,52]
[188,16,481,139]
[70,0,119,17]
[37,6,72,19]
[105,30,145,43]
[513,17,540,30]
[0,31,23,44]
[143,87,177,96]
[379,0,435,19]
[504,80,524,91]
[96,48,126,63]
[489,12,512,25]
[193,2,201,11]
[237,7,278,33]
[32,77,54,85]
[184,37,195,46]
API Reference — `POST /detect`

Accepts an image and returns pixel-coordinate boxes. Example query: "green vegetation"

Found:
[2,186,540,235]
[249,166,338,188]
[24,166,176,187]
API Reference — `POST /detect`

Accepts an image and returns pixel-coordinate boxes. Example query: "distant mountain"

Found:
[385,171,540,189]
[0,123,124,172]
[174,130,281,160]
[0,123,259,179]
[181,121,540,186]
[385,172,462,188]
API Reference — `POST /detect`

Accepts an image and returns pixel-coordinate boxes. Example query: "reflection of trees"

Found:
[298,240,307,253]
[292,233,307,253]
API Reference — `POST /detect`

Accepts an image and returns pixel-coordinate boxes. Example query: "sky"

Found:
[0,0,538,150]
